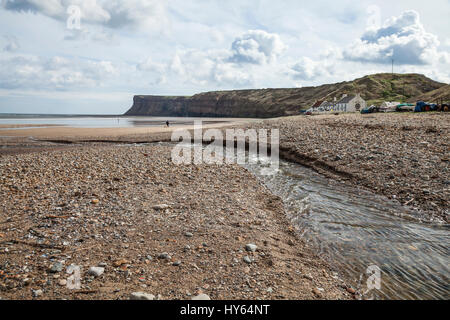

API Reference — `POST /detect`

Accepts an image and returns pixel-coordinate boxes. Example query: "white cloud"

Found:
[229,30,286,65]
[168,48,252,86]
[0,54,117,89]
[343,10,445,65]
[1,2,450,114]
[137,30,285,87]
[1,0,169,30]
[2,35,20,52]
[136,57,167,85]
[288,57,333,81]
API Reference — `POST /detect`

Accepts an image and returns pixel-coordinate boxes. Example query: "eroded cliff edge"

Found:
[124,73,447,118]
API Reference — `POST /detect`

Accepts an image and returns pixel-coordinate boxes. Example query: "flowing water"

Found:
[135,142,449,299]
[243,153,449,300]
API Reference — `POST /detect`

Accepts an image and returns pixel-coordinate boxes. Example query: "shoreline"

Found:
[0,112,448,300]
[1,112,448,222]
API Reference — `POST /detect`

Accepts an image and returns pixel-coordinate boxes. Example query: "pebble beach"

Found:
[0,144,349,300]
[0,112,448,300]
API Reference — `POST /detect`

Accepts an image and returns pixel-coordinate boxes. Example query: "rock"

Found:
[245,244,257,252]
[91,199,99,204]
[312,288,322,298]
[32,289,43,298]
[59,279,67,286]
[113,259,130,267]
[173,261,181,266]
[153,204,169,210]
[191,294,211,300]
[346,287,356,294]
[158,252,171,260]
[243,256,252,264]
[49,262,63,273]
[98,262,107,267]
[88,267,105,277]
[303,274,313,281]
[184,232,194,238]
[130,292,156,300]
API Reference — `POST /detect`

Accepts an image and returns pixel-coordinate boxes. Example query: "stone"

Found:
[184,232,194,238]
[130,292,156,300]
[153,204,169,210]
[346,287,356,294]
[49,262,63,273]
[303,274,313,281]
[312,288,322,298]
[32,289,43,298]
[191,293,211,300]
[59,279,67,286]
[113,259,130,267]
[245,244,257,252]
[158,252,171,260]
[173,261,181,266]
[243,256,252,264]
[88,266,105,277]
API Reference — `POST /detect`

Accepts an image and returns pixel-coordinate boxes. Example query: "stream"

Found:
[144,142,449,300]
[243,152,449,300]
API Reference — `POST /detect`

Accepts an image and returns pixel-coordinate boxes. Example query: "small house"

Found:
[310,100,326,112]
[335,93,366,112]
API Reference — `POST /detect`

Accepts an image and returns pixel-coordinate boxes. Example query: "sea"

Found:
[0,114,238,129]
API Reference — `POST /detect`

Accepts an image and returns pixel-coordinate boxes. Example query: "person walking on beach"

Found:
[166,120,170,127]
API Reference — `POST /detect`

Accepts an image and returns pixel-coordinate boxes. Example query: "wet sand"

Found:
[0,119,255,139]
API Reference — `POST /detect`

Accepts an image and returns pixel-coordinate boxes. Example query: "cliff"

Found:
[125,73,448,118]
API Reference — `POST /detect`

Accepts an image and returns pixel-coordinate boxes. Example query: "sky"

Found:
[0,0,449,114]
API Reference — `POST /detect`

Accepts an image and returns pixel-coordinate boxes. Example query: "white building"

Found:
[334,93,366,112]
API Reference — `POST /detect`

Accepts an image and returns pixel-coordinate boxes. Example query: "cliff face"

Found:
[125,92,289,118]
[125,73,447,118]
[125,96,190,117]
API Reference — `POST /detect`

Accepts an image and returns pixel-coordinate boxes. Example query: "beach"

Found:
[0,112,448,300]
[251,112,449,223]
[0,144,348,300]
